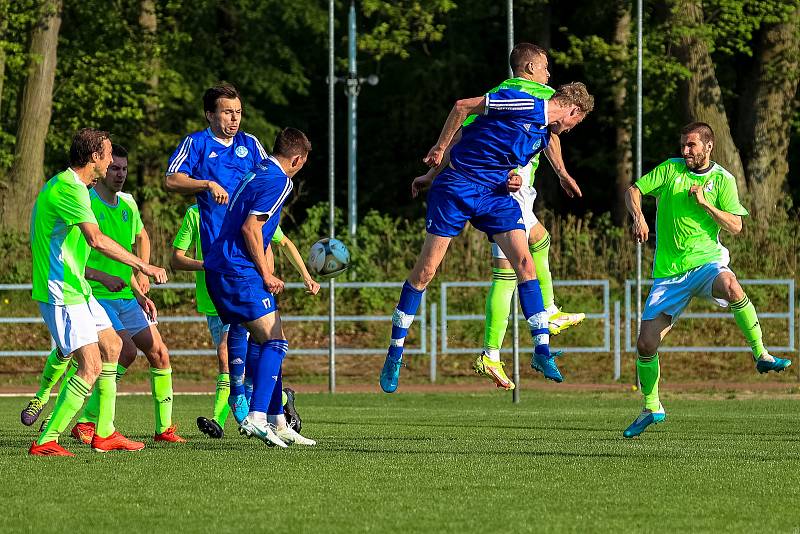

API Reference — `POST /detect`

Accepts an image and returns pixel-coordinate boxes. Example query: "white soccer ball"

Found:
[308,238,350,279]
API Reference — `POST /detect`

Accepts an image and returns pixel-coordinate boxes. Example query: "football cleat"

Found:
[228,393,249,424]
[531,350,564,383]
[756,354,792,374]
[473,353,515,390]
[91,431,145,452]
[548,309,586,336]
[623,405,666,438]
[21,397,45,426]
[239,417,288,448]
[71,422,96,444]
[29,440,75,457]
[283,388,302,433]
[154,425,187,443]
[196,416,224,439]
[274,426,316,446]
[379,353,403,393]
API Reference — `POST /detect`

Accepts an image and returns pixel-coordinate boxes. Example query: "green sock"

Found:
[35,348,72,403]
[116,363,128,382]
[213,373,230,425]
[37,374,91,445]
[530,233,554,311]
[150,367,173,434]
[730,295,766,360]
[59,359,79,398]
[94,363,118,438]
[483,268,517,356]
[637,353,661,412]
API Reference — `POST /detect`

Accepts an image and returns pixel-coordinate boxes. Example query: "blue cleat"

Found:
[623,405,666,438]
[228,393,249,424]
[756,355,792,374]
[380,353,403,393]
[531,350,563,383]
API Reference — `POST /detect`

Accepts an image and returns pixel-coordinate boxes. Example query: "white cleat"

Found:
[275,426,316,446]
[239,417,288,448]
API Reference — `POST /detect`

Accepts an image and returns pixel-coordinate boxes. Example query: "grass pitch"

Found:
[1,391,799,533]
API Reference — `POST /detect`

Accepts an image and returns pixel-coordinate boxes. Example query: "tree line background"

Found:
[0,0,799,282]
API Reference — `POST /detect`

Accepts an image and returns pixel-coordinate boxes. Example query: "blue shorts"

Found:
[426,167,525,239]
[206,270,277,326]
[97,298,156,337]
[643,262,732,323]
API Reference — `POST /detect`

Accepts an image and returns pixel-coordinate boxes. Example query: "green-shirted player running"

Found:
[623,122,792,438]
[172,205,318,438]
[27,129,168,456]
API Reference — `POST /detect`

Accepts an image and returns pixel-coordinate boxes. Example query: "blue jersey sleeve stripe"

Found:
[167,137,193,175]
[228,171,257,210]
[264,178,294,218]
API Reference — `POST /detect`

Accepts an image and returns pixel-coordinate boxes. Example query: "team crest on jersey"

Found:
[121,210,129,222]
[531,139,542,152]
[703,180,714,192]
[235,146,249,158]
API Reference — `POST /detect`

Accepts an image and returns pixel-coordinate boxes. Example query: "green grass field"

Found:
[2,392,799,533]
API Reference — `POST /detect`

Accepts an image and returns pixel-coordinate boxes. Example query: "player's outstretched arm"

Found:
[85,267,126,293]
[424,96,485,167]
[135,227,152,294]
[170,248,204,272]
[79,222,168,283]
[165,172,229,205]
[544,132,582,198]
[625,185,649,243]
[242,215,284,294]
[275,236,320,295]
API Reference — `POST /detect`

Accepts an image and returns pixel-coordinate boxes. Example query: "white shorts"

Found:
[206,315,231,347]
[642,262,733,323]
[492,185,539,260]
[97,298,156,337]
[39,296,114,356]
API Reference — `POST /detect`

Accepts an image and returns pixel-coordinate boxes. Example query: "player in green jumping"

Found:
[623,121,792,438]
[171,205,318,438]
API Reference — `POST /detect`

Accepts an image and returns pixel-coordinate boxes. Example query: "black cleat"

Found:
[21,398,44,426]
[283,388,302,433]
[196,416,224,439]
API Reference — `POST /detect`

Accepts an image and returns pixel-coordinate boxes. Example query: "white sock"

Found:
[546,304,559,316]
[483,349,501,362]
[267,413,288,430]
[758,353,775,362]
[249,411,267,424]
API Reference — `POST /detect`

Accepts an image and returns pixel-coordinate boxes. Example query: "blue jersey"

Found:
[166,128,267,254]
[449,88,550,186]
[203,156,293,277]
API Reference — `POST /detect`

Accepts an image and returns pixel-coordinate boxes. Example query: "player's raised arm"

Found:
[78,222,168,283]
[241,214,284,294]
[624,185,649,244]
[544,132,582,198]
[274,234,320,295]
[423,96,485,167]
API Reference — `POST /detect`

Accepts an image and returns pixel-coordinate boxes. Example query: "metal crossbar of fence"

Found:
[0,282,426,358]
[623,279,795,353]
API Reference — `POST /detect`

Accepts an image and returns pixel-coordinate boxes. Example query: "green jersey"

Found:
[636,158,748,278]
[463,78,556,186]
[30,169,98,305]
[173,205,285,316]
[86,190,144,300]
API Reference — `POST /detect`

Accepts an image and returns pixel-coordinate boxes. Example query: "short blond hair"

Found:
[553,82,594,114]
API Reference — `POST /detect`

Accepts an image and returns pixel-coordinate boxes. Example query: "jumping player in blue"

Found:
[164,82,267,432]
[380,82,594,392]
[204,128,316,448]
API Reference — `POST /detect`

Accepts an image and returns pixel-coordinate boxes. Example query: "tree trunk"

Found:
[669,0,747,193]
[0,0,62,232]
[0,0,8,120]
[737,7,800,218]
[612,1,632,225]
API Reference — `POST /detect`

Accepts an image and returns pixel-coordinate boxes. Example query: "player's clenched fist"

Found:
[142,264,168,284]
[423,145,445,168]
[632,215,649,244]
[207,181,229,205]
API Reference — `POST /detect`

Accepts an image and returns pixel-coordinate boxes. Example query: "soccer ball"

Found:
[308,238,350,279]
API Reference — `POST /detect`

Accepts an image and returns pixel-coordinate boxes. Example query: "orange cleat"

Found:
[91,431,145,453]
[29,440,75,457]
[71,422,96,444]
[154,425,187,443]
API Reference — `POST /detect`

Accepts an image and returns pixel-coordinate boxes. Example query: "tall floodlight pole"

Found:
[328,0,336,393]
[635,0,644,384]
[507,0,520,405]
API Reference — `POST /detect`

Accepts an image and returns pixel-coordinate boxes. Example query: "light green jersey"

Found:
[636,158,748,278]
[86,190,144,300]
[173,205,285,316]
[30,169,98,305]
[463,78,556,186]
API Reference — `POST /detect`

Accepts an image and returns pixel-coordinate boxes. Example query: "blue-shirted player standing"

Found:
[380,82,594,392]
[164,82,268,434]
[204,128,316,448]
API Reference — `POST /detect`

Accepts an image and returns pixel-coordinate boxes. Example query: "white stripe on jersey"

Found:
[168,137,193,174]
[244,133,268,160]
[250,177,293,218]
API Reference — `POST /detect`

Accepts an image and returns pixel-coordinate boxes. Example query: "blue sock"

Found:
[250,340,288,414]
[518,279,550,356]
[267,369,284,415]
[227,323,248,397]
[244,338,257,404]
[388,281,424,361]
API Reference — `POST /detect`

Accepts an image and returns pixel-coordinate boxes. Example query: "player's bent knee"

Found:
[147,344,170,369]
[636,336,660,357]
